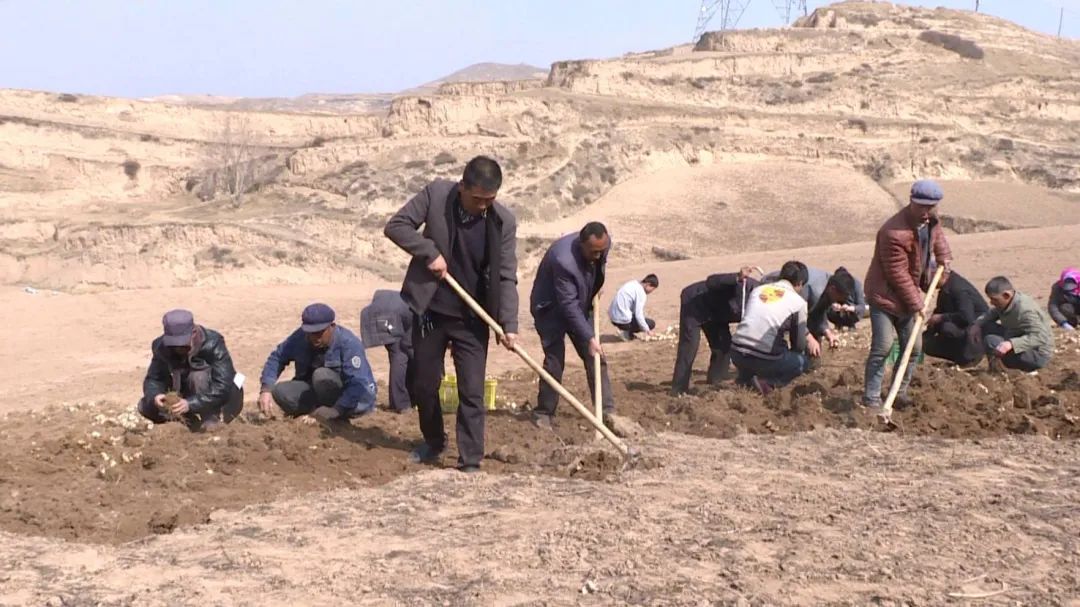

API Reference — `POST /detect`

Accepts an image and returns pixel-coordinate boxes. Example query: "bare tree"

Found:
[190,112,284,204]
[217,113,257,205]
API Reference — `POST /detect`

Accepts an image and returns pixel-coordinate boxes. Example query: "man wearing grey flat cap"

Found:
[863,179,953,411]
[259,303,377,422]
[138,309,244,432]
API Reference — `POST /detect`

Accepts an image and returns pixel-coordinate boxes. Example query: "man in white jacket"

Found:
[732,261,811,395]
[608,274,659,340]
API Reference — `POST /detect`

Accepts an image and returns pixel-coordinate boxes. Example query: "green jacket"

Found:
[978,291,1054,357]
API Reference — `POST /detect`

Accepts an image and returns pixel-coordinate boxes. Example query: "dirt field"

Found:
[4,323,1080,543]
[2,2,1079,601]
[3,416,1080,604]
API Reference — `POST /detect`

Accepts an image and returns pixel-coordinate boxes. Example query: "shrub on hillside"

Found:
[57,93,78,103]
[806,72,835,84]
[918,31,984,60]
[122,160,141,179]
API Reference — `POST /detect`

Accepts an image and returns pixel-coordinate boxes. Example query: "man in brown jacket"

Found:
[384,156,519,473]
[863,179,952,409]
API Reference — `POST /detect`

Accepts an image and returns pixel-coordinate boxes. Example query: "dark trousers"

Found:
[731,349,809,387]
[923,323,983,366]
[827,308,861,329]
[535,318,614,416]
[386,341,414,411]
[1060,303,1078,325]
[983,324,1050,371]
[613,318,656,336]
[671,295,732,394]
[137,368,244,430]
[270,367,343,417]
[410,312,489,467]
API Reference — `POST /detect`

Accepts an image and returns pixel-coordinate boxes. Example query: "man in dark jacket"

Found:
[361,290,415,414]
[258,303,377,422]
[530,223,612,427]
[863,179,953,410]
[138,309,243,432]
[922,270,988,366]
[670,266,760,395]
[384,156,518,473]
[1048,268,1080,331]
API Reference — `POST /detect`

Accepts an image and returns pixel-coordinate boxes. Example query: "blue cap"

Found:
[301,303,335,333]
[910,180,944,206]
[162,309,195,347]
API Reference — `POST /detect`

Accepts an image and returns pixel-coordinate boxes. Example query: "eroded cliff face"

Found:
[2,1,1077,290]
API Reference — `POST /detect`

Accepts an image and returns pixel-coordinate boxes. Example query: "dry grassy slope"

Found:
[0,1,1077,291]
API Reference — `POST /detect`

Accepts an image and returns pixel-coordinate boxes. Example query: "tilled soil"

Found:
[1,328,1078,545]
[2,431,1079,605]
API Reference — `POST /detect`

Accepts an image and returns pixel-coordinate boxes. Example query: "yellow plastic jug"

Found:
[484,378,498,411]
[439,375,458,413]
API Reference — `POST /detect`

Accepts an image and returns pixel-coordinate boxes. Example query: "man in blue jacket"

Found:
[258,303,377,422]
[530,222,613,428]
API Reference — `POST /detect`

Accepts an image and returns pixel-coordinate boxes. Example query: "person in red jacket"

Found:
[863,180,953,410]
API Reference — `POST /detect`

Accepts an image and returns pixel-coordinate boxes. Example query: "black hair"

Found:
[828,266,856,298]
[462,156,502,192]
[578,221,608,243]
[642,274,659,288]
[780,260,808,287]
[985,276,1014,296]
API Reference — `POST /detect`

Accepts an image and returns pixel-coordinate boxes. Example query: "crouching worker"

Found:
[969,277,1054,372]
[138,309,243,432]
[1048,268,1080,331]
[670,266,760,395]
[806,267,867,352]
[258,303,377,422]
[361,290,415,414]
[922,270,988,366]
[766,265,866,353]
[731,261,811,395]
[609,274,659,340]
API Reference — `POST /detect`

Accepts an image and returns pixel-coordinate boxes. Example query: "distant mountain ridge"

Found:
[140,62,549,112]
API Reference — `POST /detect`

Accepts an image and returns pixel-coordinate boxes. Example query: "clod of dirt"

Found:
[605,413,645,438]
[567,449,624,480]
[489,445,521,464]
[1012,377,1039,409]
[160,391,181,420]
[1054,370,1080,391]
[833,366,861,388]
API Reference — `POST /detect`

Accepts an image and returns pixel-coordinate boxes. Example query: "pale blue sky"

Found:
[0,0,1076,98]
